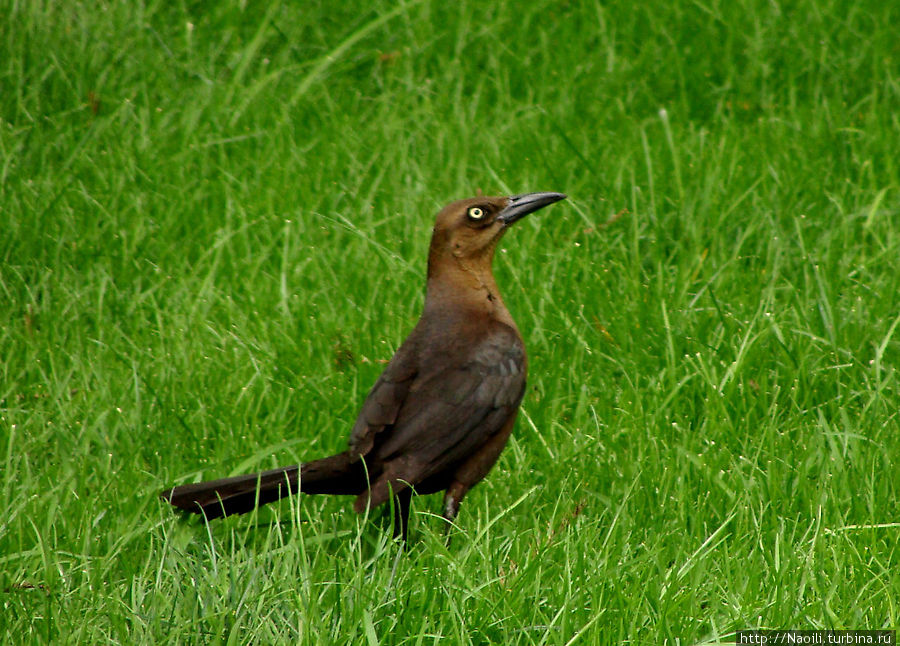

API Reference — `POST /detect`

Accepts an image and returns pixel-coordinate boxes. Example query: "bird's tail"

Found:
[160,451,367,519]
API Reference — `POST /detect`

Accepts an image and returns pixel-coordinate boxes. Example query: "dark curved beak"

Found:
[498,192,567,225]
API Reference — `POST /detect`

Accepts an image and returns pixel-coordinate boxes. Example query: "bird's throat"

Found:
[424,256,514,328]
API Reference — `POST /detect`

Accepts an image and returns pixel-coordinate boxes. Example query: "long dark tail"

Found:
[160,451,367,519]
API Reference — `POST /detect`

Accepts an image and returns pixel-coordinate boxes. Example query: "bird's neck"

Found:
[424,251,516,329]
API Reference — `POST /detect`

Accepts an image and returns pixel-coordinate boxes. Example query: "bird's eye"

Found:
[467,206,485,221]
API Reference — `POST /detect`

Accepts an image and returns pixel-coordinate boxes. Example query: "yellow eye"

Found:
[467,206,485,220]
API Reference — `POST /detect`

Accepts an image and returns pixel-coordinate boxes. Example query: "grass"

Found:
[2,0,899,642]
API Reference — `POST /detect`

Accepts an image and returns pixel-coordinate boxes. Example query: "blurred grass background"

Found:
[2,0,899,643]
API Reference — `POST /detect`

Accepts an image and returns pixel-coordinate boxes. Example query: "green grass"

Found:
[2,0,899,642]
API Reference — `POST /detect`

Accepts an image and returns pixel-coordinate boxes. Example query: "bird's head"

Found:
[429,192,567,266]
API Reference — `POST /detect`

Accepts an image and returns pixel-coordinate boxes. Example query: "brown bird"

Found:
[161,192,567,540]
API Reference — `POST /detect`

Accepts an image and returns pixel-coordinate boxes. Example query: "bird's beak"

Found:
[497,192,567,225]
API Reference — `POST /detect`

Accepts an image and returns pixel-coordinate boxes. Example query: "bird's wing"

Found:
[347,337,419,457]
[372,323,526,484]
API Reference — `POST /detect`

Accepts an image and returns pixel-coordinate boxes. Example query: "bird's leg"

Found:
[442,481,470,546]
[392,487,413,544]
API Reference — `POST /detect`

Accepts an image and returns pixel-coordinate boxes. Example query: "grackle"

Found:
[161,192,567,540]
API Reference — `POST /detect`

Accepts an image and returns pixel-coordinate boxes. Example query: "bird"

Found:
[161,191,567,541]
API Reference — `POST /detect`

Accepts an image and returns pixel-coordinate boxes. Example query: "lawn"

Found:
[2,0,899,643]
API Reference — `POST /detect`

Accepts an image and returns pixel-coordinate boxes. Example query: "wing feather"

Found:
[346,320,526,510]
[374,324,525,482]
[347,341,417,456]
